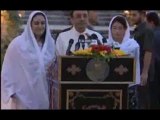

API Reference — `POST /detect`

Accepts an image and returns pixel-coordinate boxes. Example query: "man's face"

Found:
[130,11,141,25]
[71,11,88,32]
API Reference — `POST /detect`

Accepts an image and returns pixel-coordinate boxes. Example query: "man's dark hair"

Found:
[146,12,160,26]
[70,10,88,17]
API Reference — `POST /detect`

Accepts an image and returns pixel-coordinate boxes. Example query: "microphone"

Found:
[113,42,120,50]
[75,36,81,51]
[79,35,85,49]
[102,37,107,45]
[91,34,102,45]
[66,39,74,55]
[85,33,92,47]
[75,42,80,51]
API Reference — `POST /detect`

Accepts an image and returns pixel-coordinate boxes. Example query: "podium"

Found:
[58,56,135,109]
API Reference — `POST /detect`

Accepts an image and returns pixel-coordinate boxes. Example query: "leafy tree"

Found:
[1,10,22,70]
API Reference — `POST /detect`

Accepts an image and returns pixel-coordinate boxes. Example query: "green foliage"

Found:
[1,11,22,69]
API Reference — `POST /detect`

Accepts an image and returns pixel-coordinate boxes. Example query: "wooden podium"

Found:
[58,56,135,109]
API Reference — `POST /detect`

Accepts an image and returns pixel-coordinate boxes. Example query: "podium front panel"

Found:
[58,56,134,109]
[59,83,128,109]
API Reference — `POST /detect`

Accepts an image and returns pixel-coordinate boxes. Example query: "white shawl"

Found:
[107,15,140,85]
[1,11,56,109]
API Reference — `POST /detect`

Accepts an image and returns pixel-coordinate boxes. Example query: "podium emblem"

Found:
[86,59,110,82]
[67,64,81,76]
[114,64,128,75]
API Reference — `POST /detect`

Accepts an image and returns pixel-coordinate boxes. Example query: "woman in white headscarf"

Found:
[107,15,140,109]
[1,11,58,109]
[107,15,140,85]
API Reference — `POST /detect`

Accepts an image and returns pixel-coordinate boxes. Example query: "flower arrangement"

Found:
[73,45,127,61]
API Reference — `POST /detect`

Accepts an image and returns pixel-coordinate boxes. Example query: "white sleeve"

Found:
[56,34,65,56]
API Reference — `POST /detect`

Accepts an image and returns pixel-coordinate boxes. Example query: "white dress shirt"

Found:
[56,26,103,56]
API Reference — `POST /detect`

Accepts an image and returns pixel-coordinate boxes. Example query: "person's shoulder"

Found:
[87,28,103,37]
[143,23,153,33]
[59,26,73,35]
[145,26,153,32]
[137,22,152,33]
[56,26,73,40]
[130,38,140,47]
[6,35,22,53]
[61,26,73,32]
[154,27,160,35]
[154,27,160,43]
[9,36,22,47]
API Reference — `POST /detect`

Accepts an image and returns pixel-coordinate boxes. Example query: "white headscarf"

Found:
[107,15,140,85]
[1,11,56,109]
[108,15,131,44]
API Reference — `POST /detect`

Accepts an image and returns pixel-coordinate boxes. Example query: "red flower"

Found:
[99,45,105,51]
[91,45,99,52]
[91,45,112,53]
[104,46,112,53]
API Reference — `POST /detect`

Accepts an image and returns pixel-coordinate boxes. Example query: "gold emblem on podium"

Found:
[114,64,128,75]
[67,64,81,76]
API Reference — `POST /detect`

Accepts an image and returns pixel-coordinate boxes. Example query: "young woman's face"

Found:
[31,14,46,38]
[111,21,126,42]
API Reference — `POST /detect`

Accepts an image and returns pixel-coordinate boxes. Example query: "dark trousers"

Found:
[129,85,138,109]
[129,85,150,109]
[137,85,150,109]
[129,59,160,109]
[149,59,160,109]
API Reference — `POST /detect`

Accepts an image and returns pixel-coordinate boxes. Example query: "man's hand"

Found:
[140,51,152,86]
[140,72,148,86]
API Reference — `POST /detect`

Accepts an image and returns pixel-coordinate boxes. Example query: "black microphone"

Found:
[75,36,81,51]
[66,39,74,55]
[85,33,92,47]
[79,35,85,49]
[102,37,107,45]
[91,34,102,45]
[75,42,80,51]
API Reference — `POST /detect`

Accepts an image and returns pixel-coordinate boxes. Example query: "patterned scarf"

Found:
[46,58,59,109]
